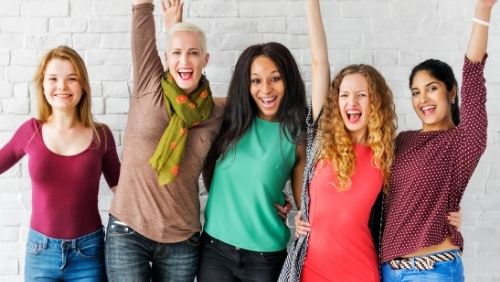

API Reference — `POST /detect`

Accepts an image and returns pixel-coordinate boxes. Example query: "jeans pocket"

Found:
[77,241,105,259]
[26,241,45,255]
[107,217,135,236]
[186,232,201,247]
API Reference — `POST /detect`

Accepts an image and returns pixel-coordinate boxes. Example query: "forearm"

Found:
[306,0,330,120]
[466,1,494,62]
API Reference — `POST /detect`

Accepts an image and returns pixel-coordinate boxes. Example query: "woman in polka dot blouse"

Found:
[381,0,496,281]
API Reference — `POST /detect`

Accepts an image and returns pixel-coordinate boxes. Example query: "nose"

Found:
[347,93,357,105]
[57,79,66,90]
[262,81,272,94]
[419,90,429,103]
[180,53,188,64]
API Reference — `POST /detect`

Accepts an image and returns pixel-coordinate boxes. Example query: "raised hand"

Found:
[162,0,183,30]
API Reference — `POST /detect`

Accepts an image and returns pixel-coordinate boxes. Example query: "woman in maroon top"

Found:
[0,46,120,281]
[381,0,496,281]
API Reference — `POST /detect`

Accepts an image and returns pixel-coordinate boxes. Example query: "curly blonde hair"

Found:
[318,64,397,192]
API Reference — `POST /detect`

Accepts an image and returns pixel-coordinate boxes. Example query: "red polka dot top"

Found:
[381,56,488,262]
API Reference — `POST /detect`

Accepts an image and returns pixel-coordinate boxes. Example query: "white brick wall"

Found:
[0,0,499,281]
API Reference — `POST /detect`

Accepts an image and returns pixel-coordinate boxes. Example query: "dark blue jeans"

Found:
[197,232,287,282]
[25,228,106,281]
[105,215,199,282]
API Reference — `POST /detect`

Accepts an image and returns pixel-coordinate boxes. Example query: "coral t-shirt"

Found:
[302,144,382,282]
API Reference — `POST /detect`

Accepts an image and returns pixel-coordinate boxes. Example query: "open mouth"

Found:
[259,96,277,108]
[178,69,194,81]
[346,110,362,123]
[420,105,436,116]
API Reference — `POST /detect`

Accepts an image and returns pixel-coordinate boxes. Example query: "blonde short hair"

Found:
[168,22,207,54]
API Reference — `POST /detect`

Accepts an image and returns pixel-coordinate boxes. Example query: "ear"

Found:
[203,53,210,67]
[204,53,210,67]
[450,85,458,103]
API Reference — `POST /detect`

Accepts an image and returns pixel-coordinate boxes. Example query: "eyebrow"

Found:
[45,73,78,77]
[250,70,280,76]
[339,89,367,94]
[411,81,439,91]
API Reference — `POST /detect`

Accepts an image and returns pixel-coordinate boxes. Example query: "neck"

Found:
[47,110,81,129]
[421,118,455,132]
[349,131,368,145]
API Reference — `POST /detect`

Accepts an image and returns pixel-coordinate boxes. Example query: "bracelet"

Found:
[473,17,490,27]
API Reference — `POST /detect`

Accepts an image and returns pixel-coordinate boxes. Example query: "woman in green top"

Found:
[199,42,307,282]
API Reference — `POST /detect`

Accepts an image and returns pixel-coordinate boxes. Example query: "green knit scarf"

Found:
[149,72,213,186]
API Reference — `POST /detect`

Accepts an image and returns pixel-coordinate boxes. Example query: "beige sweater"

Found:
[109,3,223,243]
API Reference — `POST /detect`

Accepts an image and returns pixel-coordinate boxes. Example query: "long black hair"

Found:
[409,59,460,126]
[203,42,307,188]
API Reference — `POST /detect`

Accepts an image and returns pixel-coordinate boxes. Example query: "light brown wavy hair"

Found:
[33,45,101,144]
[318,64,397,192]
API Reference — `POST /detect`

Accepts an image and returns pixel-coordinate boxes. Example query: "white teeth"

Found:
[421,106,435,111]
[261,97,276,104]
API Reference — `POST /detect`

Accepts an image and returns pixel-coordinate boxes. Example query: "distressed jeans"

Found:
[105,214,199,282]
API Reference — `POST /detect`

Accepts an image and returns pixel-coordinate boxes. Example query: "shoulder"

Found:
[213,96,227,107]
[211,97,226,119]
[18,118,41,134]
[95,123,114,140]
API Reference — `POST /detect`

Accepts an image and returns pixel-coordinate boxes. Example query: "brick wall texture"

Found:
[1,0,499,281]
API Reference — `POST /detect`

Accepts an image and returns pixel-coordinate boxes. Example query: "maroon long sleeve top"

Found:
[0,119,120,239]
[381,56,488,262]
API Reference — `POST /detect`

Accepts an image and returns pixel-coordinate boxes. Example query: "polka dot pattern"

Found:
[381,56,488,262]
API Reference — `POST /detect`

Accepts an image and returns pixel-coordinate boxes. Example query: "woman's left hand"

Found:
[162,0,183,30]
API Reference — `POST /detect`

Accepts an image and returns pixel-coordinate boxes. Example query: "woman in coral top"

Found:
[279,0,397,281]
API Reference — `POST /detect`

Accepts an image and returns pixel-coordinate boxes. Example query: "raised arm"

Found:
[307,0,330,120]
[131,0,164,97]
[466,0,496,62]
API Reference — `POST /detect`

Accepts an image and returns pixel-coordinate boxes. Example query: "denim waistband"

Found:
[28,228,104,249]
[201,232,286,255]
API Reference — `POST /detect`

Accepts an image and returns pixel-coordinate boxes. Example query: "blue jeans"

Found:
[105,214,199,282]
[197,232,287,282]
[382,250,464,282]
[24,228,106,281]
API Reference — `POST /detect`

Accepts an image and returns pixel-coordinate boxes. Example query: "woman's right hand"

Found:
[294,211,311,238]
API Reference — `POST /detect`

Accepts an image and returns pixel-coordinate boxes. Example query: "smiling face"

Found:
[166,30,209,95]
[42,58,83,113]
[249,55,285,121]
[411,70,455,132]
[338,73,371,143]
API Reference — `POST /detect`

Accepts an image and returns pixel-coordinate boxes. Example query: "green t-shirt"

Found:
[204,117,296,252]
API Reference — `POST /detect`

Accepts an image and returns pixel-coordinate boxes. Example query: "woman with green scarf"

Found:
[105,0,225,281]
